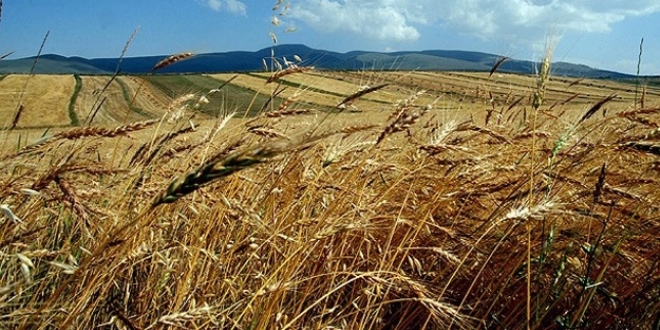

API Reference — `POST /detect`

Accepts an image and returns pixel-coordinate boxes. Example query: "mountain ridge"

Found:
[0,44,639,79]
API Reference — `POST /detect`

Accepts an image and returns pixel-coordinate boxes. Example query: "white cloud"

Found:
[200,0,247,15]
[291,0,420,41]
[291,0,660,42]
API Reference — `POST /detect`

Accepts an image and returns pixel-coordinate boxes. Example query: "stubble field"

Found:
[1,67,660,329]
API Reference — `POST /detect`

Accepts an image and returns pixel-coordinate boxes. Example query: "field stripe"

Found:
[67,74,82,125]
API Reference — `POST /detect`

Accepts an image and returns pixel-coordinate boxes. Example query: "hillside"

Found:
[0,44,635,79]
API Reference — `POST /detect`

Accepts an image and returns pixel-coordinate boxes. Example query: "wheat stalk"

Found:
[266,66,314,84]
[377,91,430,144]
[489,56,508,78]
[578,93,616,124]
[248,126,290,140]
[59,119,158,140]
[617,106,660,118]
[337,83,389,109]
[152,145,284,206]
[151,52,194,72]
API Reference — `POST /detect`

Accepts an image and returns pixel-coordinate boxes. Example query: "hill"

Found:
[0,44,635,79]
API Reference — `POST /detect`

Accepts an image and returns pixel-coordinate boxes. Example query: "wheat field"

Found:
[0,74,75,128]
[1,64,660,329]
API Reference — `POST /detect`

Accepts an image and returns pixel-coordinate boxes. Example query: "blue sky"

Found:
[1,0,659,74]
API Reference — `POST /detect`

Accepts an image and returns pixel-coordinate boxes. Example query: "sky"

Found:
[0,0,659,75]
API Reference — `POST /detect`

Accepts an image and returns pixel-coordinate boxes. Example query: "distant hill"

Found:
[0,44,635,79]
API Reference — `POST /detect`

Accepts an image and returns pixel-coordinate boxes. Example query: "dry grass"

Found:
[208,73,343,109]
[74,76,144,124]
[253,71,417,106]
[117,76,174,117]
[1,65,660,330]
[0,75,75,127]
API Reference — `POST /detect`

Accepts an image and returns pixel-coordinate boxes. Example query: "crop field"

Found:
[0,75,75,128]
[208,73,350,110]
[1,71,651,131]
[115,76,172,118]
[1,67,660,329]
[140,74,291,117]
[73,75,155,125]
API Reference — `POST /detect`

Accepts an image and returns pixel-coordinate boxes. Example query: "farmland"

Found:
[1,70,652,131]
[0,75,75,128]
[1,68,660,329]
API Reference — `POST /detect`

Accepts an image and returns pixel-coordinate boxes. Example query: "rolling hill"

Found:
[0,44,637,79]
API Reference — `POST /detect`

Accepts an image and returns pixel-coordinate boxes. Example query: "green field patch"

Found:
[115,77,151,117]
[141,74,286,117]
[67,74,82,125]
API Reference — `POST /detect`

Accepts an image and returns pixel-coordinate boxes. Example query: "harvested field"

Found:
[141,74,278,117]
[0,74,75,128]
[74,75,150,125]
[118,76,173,117]
[208,73,343,110]
[325,71,660,107]
[251,71,400,102]
[5,71,655,130]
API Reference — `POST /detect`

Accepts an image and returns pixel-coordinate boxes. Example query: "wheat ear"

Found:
[337,84,389,109]
[150,52,194,72]
[153,146,283,206]
[266,66,314,84]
